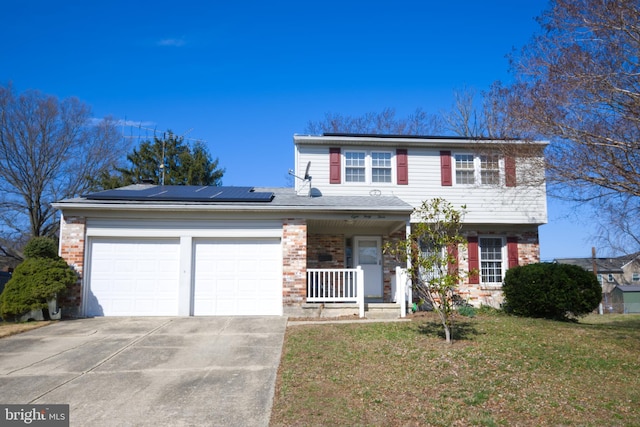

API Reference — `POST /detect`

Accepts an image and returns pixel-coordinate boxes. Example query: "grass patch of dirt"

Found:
[0,320,53,338]
[271,312,640,426]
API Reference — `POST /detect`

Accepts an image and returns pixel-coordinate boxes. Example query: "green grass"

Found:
[270,313,640,426]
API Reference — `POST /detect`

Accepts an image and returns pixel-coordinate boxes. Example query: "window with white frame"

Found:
[344,150,393,184]
[480,154,500,185]
[371,152,392,183]
[454,153,503,186]
[345,151,366,182]
[480,237,504,284]
[608,274,614,282]
[633,273,640,282]
[455,154,475,185]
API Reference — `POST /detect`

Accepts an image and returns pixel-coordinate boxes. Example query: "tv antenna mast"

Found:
[288,161,312,197]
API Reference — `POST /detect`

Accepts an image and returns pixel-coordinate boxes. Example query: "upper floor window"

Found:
[344,150,392,184]
[371,152,392,183]
[345,151,366,182]
[633,273,640,282]
[608,274,614,282]
[454,153,503,186]
[480,154,500,185]
[455,154,475,184]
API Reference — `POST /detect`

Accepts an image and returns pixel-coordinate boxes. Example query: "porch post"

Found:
[396,266,406,318]
[406,220,412,314]
[356,266,365,318]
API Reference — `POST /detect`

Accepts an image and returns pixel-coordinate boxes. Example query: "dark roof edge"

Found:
[321,133,520,141]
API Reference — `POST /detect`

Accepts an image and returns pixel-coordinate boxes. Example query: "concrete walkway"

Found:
[0,316,287,426]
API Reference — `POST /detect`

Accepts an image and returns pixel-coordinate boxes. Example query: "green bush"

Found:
[23,236,59,259]
[503,262,601,321]
[0,237,76,320]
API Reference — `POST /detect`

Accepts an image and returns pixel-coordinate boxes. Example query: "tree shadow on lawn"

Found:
[415,318,481,342]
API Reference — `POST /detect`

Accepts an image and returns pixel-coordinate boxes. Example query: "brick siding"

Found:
[282,219,307,306]
[58,215,86,316]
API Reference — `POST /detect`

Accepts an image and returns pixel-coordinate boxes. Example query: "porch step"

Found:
[365,303,402,320]
[298,303,403,319]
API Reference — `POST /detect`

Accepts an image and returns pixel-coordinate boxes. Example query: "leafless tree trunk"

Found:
[0,83,127,260]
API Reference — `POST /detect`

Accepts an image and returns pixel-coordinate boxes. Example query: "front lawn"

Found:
[270,313,640,426]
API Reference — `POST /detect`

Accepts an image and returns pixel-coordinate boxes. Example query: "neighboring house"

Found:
[54,133,548,318]
[555,252,640,308]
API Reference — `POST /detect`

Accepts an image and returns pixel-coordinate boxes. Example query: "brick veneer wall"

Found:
[307,234,345,269]
[457,230,540,308]
[59,215,86,316]
[282,219,307,307]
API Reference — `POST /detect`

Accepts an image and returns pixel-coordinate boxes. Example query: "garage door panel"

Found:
[194,239,282,316]
[87,239,179,316]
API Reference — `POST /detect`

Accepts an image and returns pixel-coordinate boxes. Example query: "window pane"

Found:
[371,152,391,183]
[372,168,391,182]
[345,152,365,182]
[480,237,503,283]
[358,240,378,265]
[480,155,500,185]
[455,154,475,185]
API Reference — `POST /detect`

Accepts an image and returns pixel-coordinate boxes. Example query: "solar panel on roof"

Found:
[85,186,274,202]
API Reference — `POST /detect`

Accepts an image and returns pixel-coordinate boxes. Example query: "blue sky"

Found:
[2,0,602,260]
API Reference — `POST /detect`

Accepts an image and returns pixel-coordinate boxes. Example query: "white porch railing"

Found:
[307,267,365,317]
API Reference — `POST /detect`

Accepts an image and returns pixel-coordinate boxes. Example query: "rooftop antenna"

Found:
[288,161,312,197]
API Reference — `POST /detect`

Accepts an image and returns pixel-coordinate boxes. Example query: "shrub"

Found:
[23,236,58,259]
[457,305,476,317]
[503,262,601,321]
[0,257,76,320]
[0,237,75,320]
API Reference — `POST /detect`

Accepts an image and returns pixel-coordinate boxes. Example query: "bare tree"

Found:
[304,107,443,135]
[493,0,640,250]
[0,83,127,260]
[442,87,486,137]
[384,198,468,344]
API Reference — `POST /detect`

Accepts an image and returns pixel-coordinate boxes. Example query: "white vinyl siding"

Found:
[294,143,548,225]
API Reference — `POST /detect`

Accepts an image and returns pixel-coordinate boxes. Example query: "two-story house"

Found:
[54,133,547,318]
[293,133,547,309]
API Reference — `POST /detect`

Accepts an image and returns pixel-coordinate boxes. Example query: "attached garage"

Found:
[86,238,180,316]
[75,209,285,317]
[193,238,282,316]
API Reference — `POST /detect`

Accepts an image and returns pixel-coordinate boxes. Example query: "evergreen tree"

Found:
[95,131,224,189]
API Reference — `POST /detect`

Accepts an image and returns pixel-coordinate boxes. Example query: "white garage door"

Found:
[87,238,180,316]
[193,238,282,316]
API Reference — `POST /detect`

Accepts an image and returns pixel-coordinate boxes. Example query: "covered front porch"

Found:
[296,213,412,318]
[304,266,412,318]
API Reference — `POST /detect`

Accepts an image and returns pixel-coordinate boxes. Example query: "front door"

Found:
[354,236,383,301]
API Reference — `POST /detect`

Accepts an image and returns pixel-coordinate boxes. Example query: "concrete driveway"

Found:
[0,316,287,426]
